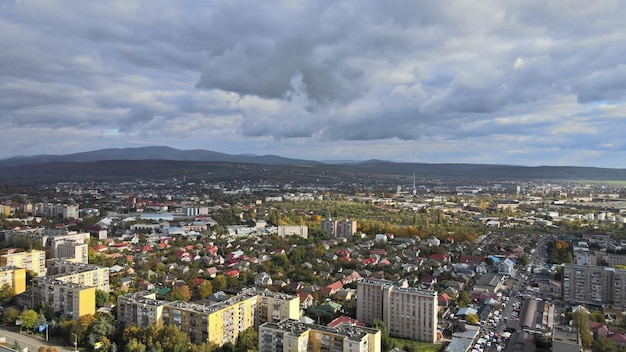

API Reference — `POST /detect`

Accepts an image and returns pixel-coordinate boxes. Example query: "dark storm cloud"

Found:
[2,0,626,165]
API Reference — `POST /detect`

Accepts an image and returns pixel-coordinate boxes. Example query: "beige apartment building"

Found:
[357,278,438,343]
[321,219,358,238]
[0,249,47,277]
[259,318,381,352]
[118,288,299,347]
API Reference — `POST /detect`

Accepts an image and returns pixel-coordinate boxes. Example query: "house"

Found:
[498,258,515,275]
[298,292,314,309]
[321,281,344,296]
[254,272,273,286]
[438,293,452,307]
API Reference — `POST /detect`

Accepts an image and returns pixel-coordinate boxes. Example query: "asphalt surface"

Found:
[0,326,75,352]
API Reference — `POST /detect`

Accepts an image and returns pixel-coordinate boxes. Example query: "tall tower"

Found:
[413,173,417,195]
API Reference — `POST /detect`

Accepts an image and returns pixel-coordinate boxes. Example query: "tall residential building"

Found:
[45,259,110,291]
[0,249,47,277]
[118,288,299,347]
[35,203,79,219]
[321,219,358,238]
[118,291,168,328]
[48,231,90,259]
[357,279,438,343]
[259,318,381,352]
[18,259,109,320]
[277,225,309,238]
[55,241,89,263]
[32,280,96,319]
[0,266,26,294]
[561,263,626,307]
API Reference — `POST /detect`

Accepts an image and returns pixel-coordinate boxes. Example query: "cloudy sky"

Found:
[2,1,626,167]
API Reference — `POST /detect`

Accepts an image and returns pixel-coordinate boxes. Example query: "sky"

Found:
[2,1,626,167]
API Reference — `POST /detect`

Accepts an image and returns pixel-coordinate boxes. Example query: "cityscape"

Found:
[2,1,626,352]
[1,154,626,352]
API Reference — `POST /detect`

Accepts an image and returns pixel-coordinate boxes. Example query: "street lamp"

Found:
[72,333,78,352]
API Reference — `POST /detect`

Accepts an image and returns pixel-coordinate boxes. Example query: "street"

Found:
[0,326,74,352]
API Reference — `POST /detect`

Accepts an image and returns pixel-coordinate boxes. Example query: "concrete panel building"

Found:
[259,318,381,352]
[0,266,26,294]
[562,263,626,307]
[321,219,357,238]
[0,249,47,277]
[357,278,438,343]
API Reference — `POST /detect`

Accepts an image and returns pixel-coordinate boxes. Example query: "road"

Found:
[0,326,75,352]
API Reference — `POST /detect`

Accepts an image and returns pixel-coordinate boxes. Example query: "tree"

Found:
[593,337,617,352]
[2,306,20,325]
[0,283,15,304]
[95,290,110,308]
[19,309,38,331]
[197,280,213,299]
[235,327,257,352]
[572,310,592,348]
[125,338,147,352]
[457,290,470,308]
[212,275,227,291]
[157,324,191,352]
[38,347,59,352]
[466,313,479,325]
[166,286,192,302]
[373,320,394,352]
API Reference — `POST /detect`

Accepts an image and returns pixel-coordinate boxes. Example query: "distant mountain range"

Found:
[1,146,626,181]
[0,146,320,167]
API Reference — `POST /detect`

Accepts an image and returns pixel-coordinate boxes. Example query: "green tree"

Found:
[19,309,38,331]
[457,290,470,308]
[157,324,191,352]
[593,337,617,352]
[2,306,20,325]
[235,327,258,352]
[166,286,192,302]
[87,313,115,349]
[572,310,592,348]
[466,313,479,325]
[125,338,147,352]
[95,290,110,308]
[373,320,394,352]
[0,283,15,304]
[197,280,214,299]
[212,275,227,291]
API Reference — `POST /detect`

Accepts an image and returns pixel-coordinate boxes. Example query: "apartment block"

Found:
[357,279,438,343]
[32,280,95,319]
[45,259,109,291]
[0,249,47,277]
[55,241,89,263]
[562,263,626,307]
[277,225,309,239]
[118,291,167,328]
[605,253,626,267]
[0,266,26,294]
[17,259,109,319]
[119,288,299,347]
[259,318,381,352]
[321,219,358,238]
[35,203,79,219]
[48,231,90,259]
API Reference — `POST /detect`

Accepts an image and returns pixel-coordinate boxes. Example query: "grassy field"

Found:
[389,338,442,352]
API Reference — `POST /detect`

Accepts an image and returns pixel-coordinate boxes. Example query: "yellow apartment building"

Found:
[0,266,26,294]
[1,249,47,277]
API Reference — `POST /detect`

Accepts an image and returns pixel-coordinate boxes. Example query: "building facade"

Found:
[357,279,438,343]
[277,225,309,238]
[562,263,626,307]
[118,288,299,347]
[259,318,381,352]
[0,249,47,277]
[321,219,358,238]
[0,266,26,294]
